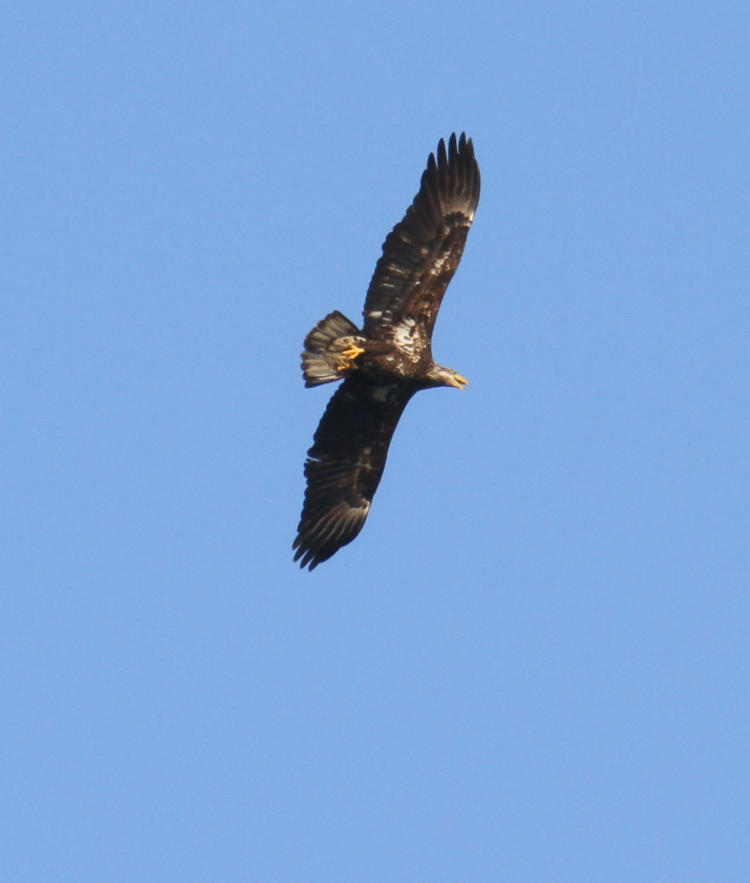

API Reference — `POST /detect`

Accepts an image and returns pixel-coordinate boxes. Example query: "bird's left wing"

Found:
[293,375,413,570]
[363,132,480,350]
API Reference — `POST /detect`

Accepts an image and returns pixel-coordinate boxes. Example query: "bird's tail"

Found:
[301,311,364,387]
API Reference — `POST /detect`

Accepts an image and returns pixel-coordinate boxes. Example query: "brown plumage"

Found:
[293,133,481,570]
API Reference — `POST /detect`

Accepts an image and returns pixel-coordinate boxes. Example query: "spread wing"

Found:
[293,376,413,570]
[363,132,480,355]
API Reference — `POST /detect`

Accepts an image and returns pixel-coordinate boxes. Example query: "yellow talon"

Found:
[341,343,365,360]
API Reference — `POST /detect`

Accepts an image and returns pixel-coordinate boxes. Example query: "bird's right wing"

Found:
[293,375,413,570]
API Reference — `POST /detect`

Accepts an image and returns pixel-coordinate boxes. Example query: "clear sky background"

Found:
[4,2,749,880]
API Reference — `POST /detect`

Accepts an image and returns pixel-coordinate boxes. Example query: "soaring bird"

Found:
[293,133,480,570]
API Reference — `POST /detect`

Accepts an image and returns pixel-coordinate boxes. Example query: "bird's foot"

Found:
[334,342,365,373]
[340,343,365,361]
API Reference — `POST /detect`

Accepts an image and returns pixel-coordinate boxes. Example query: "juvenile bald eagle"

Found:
[293,133,480,570]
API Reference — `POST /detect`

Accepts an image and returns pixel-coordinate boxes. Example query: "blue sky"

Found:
[3,1,749,880]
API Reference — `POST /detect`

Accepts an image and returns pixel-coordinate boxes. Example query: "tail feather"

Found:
[301,311,362,387]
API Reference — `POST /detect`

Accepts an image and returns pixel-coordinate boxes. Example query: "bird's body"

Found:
[293,133,480,570]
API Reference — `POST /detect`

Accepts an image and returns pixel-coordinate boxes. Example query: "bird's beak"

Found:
[450,373,469,390]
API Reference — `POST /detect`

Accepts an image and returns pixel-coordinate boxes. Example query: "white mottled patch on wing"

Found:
[428,247,455,277]
[391,317,417,352]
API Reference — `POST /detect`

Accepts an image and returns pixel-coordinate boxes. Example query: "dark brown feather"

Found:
[293,375,413,570]
[363,132,480,352]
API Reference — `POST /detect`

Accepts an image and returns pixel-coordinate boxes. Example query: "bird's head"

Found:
[426,364,469,390]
